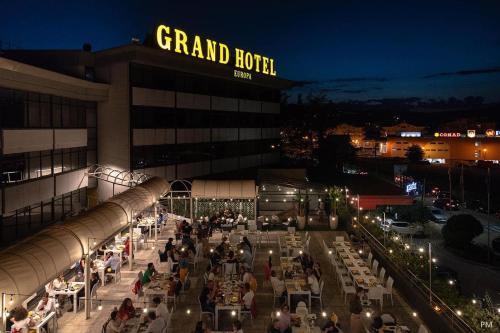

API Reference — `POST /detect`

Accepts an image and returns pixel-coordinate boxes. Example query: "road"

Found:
[416,199,500,303]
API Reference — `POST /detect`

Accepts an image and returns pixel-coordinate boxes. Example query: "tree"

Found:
[313,135,356,173]
[406,145,424,163]
[441,214,483,248]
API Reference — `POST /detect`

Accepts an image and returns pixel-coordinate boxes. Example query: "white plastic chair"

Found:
[379,267,386,284]
[105,264,121,283]
[340,275,356,304]
[367,286,384,309]
[372,259,379,275]
[311,280,324,310]
[383,276,394,305]
[287,227,296,234]
[367,252,373,266]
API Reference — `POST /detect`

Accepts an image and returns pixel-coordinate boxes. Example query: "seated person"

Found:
[241,283,254,310]
[144,311,165,333]
[36,293,55,315]
[141,263,158,284]
[276,304,292,333]
[199,280,217,313]
[270,270,287,300]
[227,250,237,263]
[117,298,135,321]
[153,297,169,322]
[242,236,253,253]
[322,312,343,333]
[10,306,32,333]
[268,319,282,333]
[106,309,124,333]
[306,268,320,296]
[370,316,386,333]
[104,253,121,273]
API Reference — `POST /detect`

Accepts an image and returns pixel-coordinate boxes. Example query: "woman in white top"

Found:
[36,293,55,315]
[306,269,320,295]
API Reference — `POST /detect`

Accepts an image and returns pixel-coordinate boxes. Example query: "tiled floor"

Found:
[55,225,427,333]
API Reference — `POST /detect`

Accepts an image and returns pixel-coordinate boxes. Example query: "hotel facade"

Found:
[0,27,290,245]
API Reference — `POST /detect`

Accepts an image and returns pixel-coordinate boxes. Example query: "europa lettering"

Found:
[156,24,277,76]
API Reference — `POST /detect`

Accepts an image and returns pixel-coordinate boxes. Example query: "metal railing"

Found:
[355,221,476,333]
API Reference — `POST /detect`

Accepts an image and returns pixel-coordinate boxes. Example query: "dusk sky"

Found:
[1,0,500,101]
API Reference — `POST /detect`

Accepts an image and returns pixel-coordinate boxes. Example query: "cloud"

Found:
[423,67,500,78]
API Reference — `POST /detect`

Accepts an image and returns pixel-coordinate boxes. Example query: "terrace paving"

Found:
[55,224,426,332]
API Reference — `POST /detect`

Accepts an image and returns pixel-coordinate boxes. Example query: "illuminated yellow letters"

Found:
[206,39,217,61]
[235,48,245,68]
[219,43,229,64]
[155,24,277,76]
[262,56,269,74]
[244,52,253,70]
[269,58,277,76]
[191,35,204,59]
[174,29,189,55]
[156,25,171,50]
[253,54,262,72]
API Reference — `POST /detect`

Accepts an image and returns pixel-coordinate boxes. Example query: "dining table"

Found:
[280,257,311,312]
[28,310,57,333]
[51,281,85,314]
[213,276,243,330]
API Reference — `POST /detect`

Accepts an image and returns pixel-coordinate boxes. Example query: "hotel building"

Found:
[0,34,289,245]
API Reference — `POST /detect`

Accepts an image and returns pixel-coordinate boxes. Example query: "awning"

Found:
[0,177,169,308]
[192,180,256,199]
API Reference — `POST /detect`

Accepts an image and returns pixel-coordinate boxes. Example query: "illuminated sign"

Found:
[467,130,476,138]
[434,132,461,138]
[156,24,277,76]
[496,130,500,137]
[406,182,417,193]
[485,129,495,137]
[401,132,421,137]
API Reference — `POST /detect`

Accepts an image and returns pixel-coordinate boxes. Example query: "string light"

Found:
[143,307,148,313]
[389,249,393,254]
[365,312,371,318]
[322,311,327,317]
[269,250,273,254]
[328,250,332,255]
[471,299,477,304]
[9,295,13,305]
[231,310,236,316]
[448,280,455,285]
[98,301,103,311]
[186,309,191,315]
[276,311,281,317]
[456,310,462,316]
[299,250,303,255]
[418,247,424,253]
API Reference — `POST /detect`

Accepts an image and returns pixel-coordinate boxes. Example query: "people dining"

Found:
[276,304,291,332]
[242,236,252,253]
[306,268,320,296]
[106,309,125,333]
[369,316,386,333]
[117,297,135,321]
[194,320,211,333]
[270,270,287,303]
[144,311,166,333]
[104,253,121,273]
[268,319,282,333]
[10,306,32,333]
[141,263,158,284]
[232,320,244,333]
[322,312,343,333]
[36,292,55,315]
[153,297,168,322]
[199,280,217,313]
[241,282,254,311]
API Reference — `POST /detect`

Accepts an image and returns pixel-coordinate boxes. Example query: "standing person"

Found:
[349,287,364,333]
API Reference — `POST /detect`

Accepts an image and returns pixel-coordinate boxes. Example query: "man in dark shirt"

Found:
[199,280,216,313]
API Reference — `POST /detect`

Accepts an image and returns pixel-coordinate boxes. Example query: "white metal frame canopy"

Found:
[0,177,169,313]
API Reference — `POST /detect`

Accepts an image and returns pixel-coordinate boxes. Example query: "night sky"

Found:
[1,0,500,102]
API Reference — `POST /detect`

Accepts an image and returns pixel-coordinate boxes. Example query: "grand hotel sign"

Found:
[156,24,277,80]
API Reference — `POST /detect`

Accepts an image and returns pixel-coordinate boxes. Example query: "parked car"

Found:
[429,208,448,224]
[380,219,425,236]
[433,198,460,211]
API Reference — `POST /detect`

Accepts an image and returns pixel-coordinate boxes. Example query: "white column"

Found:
[85,239,91,319]
[129,214,134,271]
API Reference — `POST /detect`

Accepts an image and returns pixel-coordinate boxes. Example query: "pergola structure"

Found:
[191,180,258,221]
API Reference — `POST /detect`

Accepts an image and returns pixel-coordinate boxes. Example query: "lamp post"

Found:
[129,213,134,271]
[487,167,491,264]
[85,238,92,320]
[428,242,432,305]
[1,292,6,333]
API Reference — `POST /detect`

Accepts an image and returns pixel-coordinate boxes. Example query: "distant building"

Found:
[382,122,426,137]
